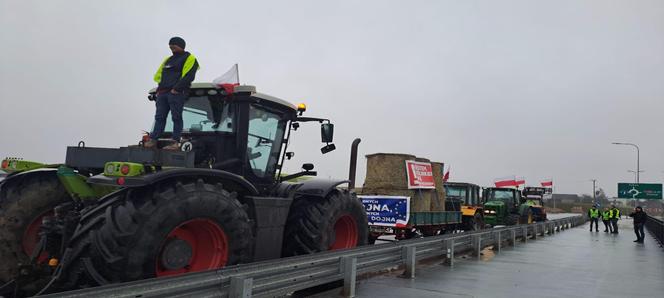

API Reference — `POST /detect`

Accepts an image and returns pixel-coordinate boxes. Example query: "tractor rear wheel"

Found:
[282,191,368,256]
[463,213,484,231]
[63,179,253,287]
[519,208,534,224]
[0,172,70,284]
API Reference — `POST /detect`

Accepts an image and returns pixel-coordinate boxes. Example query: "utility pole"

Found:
[591,179,597,206]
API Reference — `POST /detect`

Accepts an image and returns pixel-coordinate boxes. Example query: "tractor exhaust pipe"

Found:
[348,138,361,190]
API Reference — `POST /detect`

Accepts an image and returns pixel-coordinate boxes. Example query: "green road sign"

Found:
[617,183,663,199]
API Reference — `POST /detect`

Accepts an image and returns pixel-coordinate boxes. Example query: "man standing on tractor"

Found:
[145,36,200,150]
[587,205,600,232]
[602,207,613,233]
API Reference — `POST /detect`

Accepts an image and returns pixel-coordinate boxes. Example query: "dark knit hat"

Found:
[169,37,186,49]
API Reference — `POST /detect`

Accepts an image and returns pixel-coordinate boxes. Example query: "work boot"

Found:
[162,142,180,151]
[144,138,157,148]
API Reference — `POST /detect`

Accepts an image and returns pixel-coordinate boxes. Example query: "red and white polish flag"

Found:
[515,176,526,186]
[494,176,517,187]
[213,64,240,94]
[541,179,553,187]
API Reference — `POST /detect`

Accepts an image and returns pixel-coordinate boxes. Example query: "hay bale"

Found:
[363,153,415,190]
[361,153,433,212]
[430,161,446,211]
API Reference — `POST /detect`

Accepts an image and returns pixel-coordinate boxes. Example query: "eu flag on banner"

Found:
[359,196,410,227]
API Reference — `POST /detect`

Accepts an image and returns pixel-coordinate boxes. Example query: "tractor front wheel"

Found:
[282,191,368,256]
[0,172,70,286]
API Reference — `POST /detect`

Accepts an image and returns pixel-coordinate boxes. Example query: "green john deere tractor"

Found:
[0,83,368,296]
[482,187,534,226]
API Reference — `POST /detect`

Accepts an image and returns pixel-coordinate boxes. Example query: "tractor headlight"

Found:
[484,210,496,214]
[105,163,116,175]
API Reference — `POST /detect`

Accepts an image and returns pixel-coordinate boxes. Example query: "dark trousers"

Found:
[589,218,599,231]
[602,220,612,232]
[634,223,645,241]
[150,92,186,141]
[611,219,619,233]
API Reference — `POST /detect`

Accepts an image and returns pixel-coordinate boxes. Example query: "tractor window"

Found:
[247,105,286,178]
[445,186,467,199]
[492,189,515,201]
[162,95,234,133]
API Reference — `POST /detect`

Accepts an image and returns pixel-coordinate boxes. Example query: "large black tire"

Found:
[463,212,484,231]
[282,191,368,256]
[519,208,534,225]
[61,179,253,288]
[0,172,70,284]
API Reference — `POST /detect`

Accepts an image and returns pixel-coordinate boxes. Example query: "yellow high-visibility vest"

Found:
[589,209,599,218]
[153,54,199,83]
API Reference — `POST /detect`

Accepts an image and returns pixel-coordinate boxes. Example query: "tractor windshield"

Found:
[490,189,515,201]
[162,95,234,133]
[445,186,467,199]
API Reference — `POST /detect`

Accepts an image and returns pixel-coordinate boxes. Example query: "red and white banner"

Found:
[541,179,553,187]
[494,176,517,187]
[213,64,240,94]
[405,160,436,189]
[515,176,525,186]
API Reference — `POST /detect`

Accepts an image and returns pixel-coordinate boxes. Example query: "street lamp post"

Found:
[612,142,640,183]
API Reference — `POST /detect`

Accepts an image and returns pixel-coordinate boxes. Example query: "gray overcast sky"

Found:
[1,0,663,196]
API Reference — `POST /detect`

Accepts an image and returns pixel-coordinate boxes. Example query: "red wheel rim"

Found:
[156,219,228,277]
[22,210,51,263]
[329,214,358,250]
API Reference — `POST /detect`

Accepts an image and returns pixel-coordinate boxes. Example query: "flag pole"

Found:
[235,63,240,84]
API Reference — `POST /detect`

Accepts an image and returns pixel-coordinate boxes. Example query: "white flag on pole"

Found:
[213,64,240,94]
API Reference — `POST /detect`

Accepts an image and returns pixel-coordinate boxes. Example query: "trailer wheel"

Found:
[519,208,534,224]
[282,191,368,256]
[64,179,253,286]
[0,172,70,284]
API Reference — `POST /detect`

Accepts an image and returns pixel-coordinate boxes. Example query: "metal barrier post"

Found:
[402,246,416,278]
[342,257,357,297]
[511,229,516,247]
[229,276,253,298]
[496,231,502,253]
[446,239,455,267]
[522,226,528,243]
[533,225,538,240]
[473,235,482,260]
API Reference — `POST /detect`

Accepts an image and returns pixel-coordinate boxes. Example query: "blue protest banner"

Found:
[359,195,410,227]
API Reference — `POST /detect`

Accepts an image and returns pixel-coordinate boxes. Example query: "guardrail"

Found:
[645,215,664,247]
[44,216,585,298]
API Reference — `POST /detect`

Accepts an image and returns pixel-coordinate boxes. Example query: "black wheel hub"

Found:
[160,238,193,270]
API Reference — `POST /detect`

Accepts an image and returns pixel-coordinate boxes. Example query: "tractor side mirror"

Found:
[321,123,334,143]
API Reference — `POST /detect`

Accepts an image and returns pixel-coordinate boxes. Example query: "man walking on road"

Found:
[610,204,620,234]
[588,205,600,232]
[146,36,200,150]
[602,207,612,233]
[629,206,647,243]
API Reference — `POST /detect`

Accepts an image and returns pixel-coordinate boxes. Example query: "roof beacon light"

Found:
[297,103,307,113]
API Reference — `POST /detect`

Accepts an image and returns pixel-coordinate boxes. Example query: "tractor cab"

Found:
[80,83,336,194]
[444,182,485,230]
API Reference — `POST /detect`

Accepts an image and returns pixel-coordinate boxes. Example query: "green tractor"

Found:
[482,187,534,226]
[0,83,368,296]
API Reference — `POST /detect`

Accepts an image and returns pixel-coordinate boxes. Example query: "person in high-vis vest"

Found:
[145,36,200,150]
[602,207,612,233]
[587,205,600,232]
[610,204,620,234]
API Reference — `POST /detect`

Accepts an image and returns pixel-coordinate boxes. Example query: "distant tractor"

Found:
[0,83,368,296]
[482,187,533,226]
[522,187,548,222]
[443,182,484,231]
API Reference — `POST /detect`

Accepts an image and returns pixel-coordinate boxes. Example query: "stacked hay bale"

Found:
[361,153,444,213]
[430,161,447,212]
